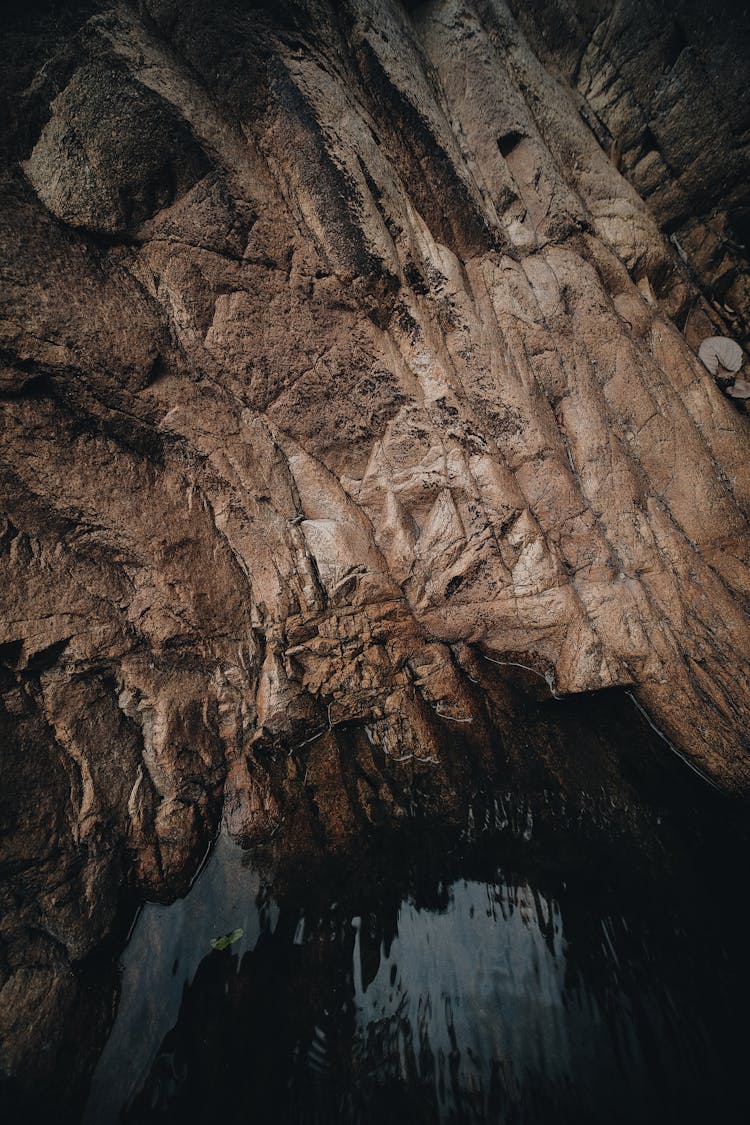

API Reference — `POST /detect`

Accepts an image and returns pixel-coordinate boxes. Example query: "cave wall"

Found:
[1,0,750,1093]
[505,0,750,345]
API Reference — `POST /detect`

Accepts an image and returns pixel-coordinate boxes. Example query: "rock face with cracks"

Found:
[1,0,750,1100]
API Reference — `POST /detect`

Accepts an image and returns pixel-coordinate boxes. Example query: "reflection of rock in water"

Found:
[3,686,693,1121]
[83,833,267,1124]
[348,877,730,1124]
[352,881,571,1118]
[81,778,749,1125]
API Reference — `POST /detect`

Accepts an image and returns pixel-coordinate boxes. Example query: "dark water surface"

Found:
[82,773,750,1125]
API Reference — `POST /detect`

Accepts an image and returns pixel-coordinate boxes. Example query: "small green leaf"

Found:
[210,927,244,951]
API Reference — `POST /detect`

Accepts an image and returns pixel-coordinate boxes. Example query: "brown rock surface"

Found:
[505,0,750,344]
[1,0,749,1099]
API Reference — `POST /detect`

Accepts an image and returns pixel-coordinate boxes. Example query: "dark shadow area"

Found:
[70,691,750,1125]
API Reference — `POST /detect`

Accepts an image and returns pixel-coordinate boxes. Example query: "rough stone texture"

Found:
[505,0,750,347]
[1,0,750,1101]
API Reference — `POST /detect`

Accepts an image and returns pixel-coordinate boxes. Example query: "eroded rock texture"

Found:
[506,0,750,350]
[1,0,750,1097]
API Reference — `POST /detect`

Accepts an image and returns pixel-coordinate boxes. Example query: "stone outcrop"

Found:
[505,0,750,350]
[1,0,749,1102]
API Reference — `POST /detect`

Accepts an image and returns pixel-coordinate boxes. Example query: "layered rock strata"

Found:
[1,0,750,1098]
[506,0,750,348]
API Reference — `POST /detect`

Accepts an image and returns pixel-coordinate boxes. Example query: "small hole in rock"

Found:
[497,131,525,158]
[445,575,464,598]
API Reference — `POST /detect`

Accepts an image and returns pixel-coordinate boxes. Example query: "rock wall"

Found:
[1,0,749,1097]
[505,0,750,348]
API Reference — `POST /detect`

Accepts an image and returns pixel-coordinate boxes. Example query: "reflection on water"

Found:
[83,789,749,1125]
[83,833,272,1123]
[352,881,571,1115]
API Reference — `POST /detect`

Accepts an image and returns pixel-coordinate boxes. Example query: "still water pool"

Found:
[83,785,749,1125]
